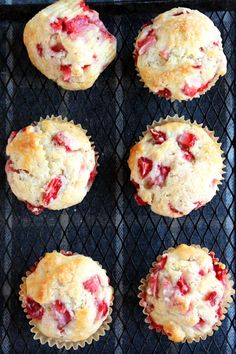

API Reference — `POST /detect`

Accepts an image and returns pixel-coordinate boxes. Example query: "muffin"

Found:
[128,116,224,218]
[134,7,227,101]
[23,0,117,90]
[139,244,234,343]
[19,251,113,348]
[5,116,97,214]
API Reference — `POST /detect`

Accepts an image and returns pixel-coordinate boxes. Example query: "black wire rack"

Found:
[0,1,235,353]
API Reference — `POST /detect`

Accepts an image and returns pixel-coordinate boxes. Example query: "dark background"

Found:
[0,1,235,353]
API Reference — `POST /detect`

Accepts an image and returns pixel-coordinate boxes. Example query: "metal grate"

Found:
[0,2,235,353]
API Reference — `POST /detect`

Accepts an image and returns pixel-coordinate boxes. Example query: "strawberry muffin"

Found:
[134,7,227,101]
[5,116,97,215]
[24,0,117,90]
[128,116,224,218]
[19,251,113,348]
[139,244,234,343]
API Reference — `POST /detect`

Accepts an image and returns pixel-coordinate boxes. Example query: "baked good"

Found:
[20,251,113,347]
[5,116,97,214]
[139,244,234,343]
[128,116,224,218]
[23,0,117,90]
[134,7,227,101]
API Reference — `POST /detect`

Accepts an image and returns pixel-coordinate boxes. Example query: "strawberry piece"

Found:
[148,273,159,297]
[176,275,190,295]
[5,160,19,174]
[205,291,218,306]
[36,43,43,57]
[199,269,205,276]
[138,157,153,178]
[136,29,156,56]
[26,297,44,320]
[217,304,223,318]
[156,255,168,271]
[42,176,63,206]
[155,165,170,187]
[52,300,72,330]
[50,17,67,32]
[52,132,72,152]
[183,150,195,161]
[209,253,228,282]
[182,76,215,97]
[131,179,140,190]
[60,65,72,82]
[60,250,74,256]
[83,275,101,294]
[96,300,108,320]
[87,166,97,187]
[26,202,44,215]
[177,132,197,150]
[213,41,219,46]
[194,201,204,210]
[196,317,206,327]
[8,130,19,143]
[156,88,172,99]
[141,21,152,30]
[82,64,90,70]
[63,15,90,35]
[80,1,91,12]
[168,203,183,216]
[149,129,167,144]
[51,43,66,53]
[192,65,202,69]
[134,193,147,206]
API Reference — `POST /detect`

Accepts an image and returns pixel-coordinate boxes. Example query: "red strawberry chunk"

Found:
[217,303,223,318]
[60,250,74,256]
[177,132,197,150]
[192,65,202,69]
[87,166,97,187]
[149,129,167,144]
[182,76,215,97]
[138,157,153,178]
[148,273,159,297]
[80,1,92,12]
[8,130,19,143]
[60,64,72,82]
[5,160,19,174]
[156,88,172,99]
[26,297,44,320]
[136,29,156,56]
[209,253,228,282]
[52,300,72,330]
[176,275,190,295]
[213,41,219,46]
[134,193,147,206]
[50,17,67,32]
[199,269,205,276]
[205,291,218,306]
[156,255,168,271]
[83,275,101,294]
[26,202,44,215]
[168,203,183,216]
[51,43,66,53]
[141,21,152,30]
[36,43,43,57]
[155,165,170,187]
[131,179,140,190]
[183,150,195,161]
[52,132,72,152]
[42,176,63,206]
[96,300,108,320]
[196,317,206,328]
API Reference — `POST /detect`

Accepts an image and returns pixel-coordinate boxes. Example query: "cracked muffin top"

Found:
[128,116,224,218]
[134,7,226,101]
[5,116,97,214]
[20,251,113,342]
[23,0,117,90]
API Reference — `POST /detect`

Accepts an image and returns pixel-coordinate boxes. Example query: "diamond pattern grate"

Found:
[0,3,235,354]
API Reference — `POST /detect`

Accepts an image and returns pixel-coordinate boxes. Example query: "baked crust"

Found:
[134,7,227,100]
[21,251,113,342]
[23,0,117,90]
[141,244,233,342]
[128,118,223,217]
[6,116,96,212]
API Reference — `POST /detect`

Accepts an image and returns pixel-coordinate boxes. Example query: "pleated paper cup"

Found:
[19,252,113,350]
[138,244,235,343]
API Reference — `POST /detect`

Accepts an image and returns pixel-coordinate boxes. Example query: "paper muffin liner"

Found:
[19,251,113,350]
[138,244,235,343]
[141,114,225,189]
